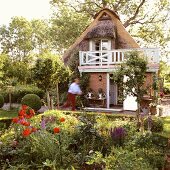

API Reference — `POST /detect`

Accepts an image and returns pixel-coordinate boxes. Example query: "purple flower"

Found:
[110,127,126,146]
[40,116,46,129]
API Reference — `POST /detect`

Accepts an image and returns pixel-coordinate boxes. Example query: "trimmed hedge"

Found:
[21,94,42,111]
[0,85,44,103]
[0,94,4,108]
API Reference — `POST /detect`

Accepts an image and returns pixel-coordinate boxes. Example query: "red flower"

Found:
[54,127,60,134]
[12,117,19,123]
[60,117,65,122]
[22,128,31,137]
[29,109,35,116]
[20,119,26,125]
[19,109,26,117]
[25,114,31,119]
[19,115,24,119]
[23,121,30,126]
[31,127,37,132]
[22,105,28,110]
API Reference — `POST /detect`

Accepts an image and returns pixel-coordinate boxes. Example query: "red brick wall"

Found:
[143,73,154,96]
[89,73,107,94]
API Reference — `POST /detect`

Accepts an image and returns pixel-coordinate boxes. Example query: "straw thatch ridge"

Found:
[85,20,116,39]
[94,8,120,20]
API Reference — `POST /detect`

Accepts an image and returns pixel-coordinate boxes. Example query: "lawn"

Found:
[162,116,170,138]
[0,109,18,120]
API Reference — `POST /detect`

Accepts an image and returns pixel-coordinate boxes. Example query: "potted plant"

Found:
[149,102,157,115]
[98,88,106,99]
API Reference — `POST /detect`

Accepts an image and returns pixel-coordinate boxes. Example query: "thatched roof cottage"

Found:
[63,8,160,112]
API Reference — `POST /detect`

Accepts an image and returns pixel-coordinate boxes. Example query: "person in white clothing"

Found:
[62,78,82,111]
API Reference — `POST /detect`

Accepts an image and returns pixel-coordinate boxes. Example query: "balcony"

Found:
[78,48,160,72]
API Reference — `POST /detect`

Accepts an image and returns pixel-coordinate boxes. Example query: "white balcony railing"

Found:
[79,48,160,66]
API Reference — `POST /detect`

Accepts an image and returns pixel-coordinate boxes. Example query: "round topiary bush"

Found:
[21,94,42,111]
[0,94,4,108]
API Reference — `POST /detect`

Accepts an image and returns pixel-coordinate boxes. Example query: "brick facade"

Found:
[143,72,154,96]
[89,73,107,94]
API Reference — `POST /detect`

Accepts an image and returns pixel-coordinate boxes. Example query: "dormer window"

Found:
[90,39,111,51]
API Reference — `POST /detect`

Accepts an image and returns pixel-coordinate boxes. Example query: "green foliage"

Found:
[0,94,4,108]
[31,19,52,53]
[51,55,71,84]
[3,60,32,85]
[32,57,53,91]
[113,51,147,103]
[50,6,90,51]
[0,17,52,60]
[105,147,152,170]
[0,54,8,87]
[0,17,33,61]
[32,52,70,90]
[163,84,170,94]
[144,117,164,132]
[125,133,166,169]
[0,85,44,103]
[0,110,168,169]
[21,94,42,111]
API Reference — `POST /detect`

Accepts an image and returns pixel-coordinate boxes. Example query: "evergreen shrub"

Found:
[21,94,42,111]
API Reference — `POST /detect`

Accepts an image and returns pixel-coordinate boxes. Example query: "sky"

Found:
[0,0,52,26]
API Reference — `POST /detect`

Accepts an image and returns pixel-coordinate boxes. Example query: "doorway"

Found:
[109,74,123,107]
[109,74,117,106]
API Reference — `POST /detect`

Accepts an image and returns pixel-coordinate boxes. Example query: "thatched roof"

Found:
[85,20,116,39]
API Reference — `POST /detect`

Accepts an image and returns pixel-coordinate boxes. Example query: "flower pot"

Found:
[150,106,157,115]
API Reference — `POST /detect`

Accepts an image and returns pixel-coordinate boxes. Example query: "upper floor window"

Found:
[90,39,111,51]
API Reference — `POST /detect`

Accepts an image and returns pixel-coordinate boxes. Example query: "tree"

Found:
[50,6,90,51]
[31,19,53,53]
[32,51,70,109]
[159,61,170,83]
[0,17,33,61]
[0,54,8,88]
[0,18,53,61]
[32,56,53,109]
[113,51,147,122]
[52,56,71,108]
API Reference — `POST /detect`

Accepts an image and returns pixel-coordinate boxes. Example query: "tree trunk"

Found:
[56,82,60,109]
[51,97,54,110]
[46,89,51,110]
[9,92,12,110]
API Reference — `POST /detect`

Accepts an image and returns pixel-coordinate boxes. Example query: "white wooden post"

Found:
[107,73,110,109]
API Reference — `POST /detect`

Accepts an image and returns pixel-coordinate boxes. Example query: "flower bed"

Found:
[0,108,169,169]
